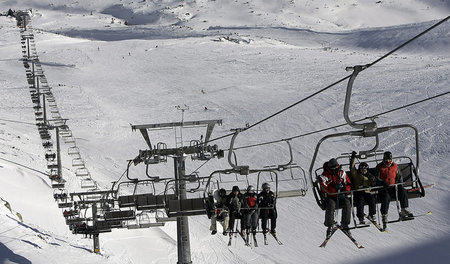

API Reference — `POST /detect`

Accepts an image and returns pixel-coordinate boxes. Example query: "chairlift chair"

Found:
[309,65,425,212]
[155,209,176,223]
[127,212,165,229]
[80,179,97,189]
[64,136,76,144]
[68,146,80,156]
[163,176,211,218]
[276,165,308,198]
[72,158,85,167]
[75,167,89,177]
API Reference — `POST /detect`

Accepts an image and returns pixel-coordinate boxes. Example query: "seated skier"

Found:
[349,151,377,224]
[210,188,230,235]
[258,182,277,235]
[318,158,352,237]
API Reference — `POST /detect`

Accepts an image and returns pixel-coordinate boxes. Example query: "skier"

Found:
[242,185,259,236]
[349,151,376,224]
[258,182,277,235]
[226,186,243,234]
[318,158,352,236]
[210,188,230,235]
[377,151,413,227]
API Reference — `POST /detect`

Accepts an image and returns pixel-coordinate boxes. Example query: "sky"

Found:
[0,1,449,263]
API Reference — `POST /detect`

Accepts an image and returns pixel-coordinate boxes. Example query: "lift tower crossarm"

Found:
[131,120,222,149]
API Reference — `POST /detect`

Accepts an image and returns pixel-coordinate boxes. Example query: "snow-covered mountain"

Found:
[0,1,449,263]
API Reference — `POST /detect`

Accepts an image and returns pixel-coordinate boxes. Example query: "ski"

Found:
[339,227,364,249]
[270,232,283,245]
[365,216,387,232]
[233,230,247,245]
[387,211,432,224]
[264,233,268,245]
[253,233,258,247]
[319,226,338,248]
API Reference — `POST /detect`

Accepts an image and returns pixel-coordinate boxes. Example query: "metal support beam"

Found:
[174,155,192,264]
[92,203,100,254]
[56,127,62,178]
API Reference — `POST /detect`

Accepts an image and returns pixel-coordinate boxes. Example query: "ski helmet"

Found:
[262,182,270,190]
[219,188,227,197]
[232,186,240,193]
[328,158,339,170]
[358,162,369,174]
[247,185,255,194]
[383,151,393,161]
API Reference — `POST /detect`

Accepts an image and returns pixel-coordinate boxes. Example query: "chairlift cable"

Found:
[0,156,50,176]
[230,90,450,151]
[188,159,210,176]
[0,118,35,126]
[207,15,449,144]
[366,15,450,69]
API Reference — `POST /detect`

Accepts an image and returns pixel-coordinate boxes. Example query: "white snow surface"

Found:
[0,0,449,263]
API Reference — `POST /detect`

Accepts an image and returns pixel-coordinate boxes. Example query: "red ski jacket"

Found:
[319,162,351,197]
[377,162,399,185]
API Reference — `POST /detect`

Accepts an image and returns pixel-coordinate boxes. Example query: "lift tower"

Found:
[131,119,223,264]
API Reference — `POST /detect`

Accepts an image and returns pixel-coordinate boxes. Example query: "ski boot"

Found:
[358,218,366,225]
[211,230,217,235]
[382,214,388,230]
[400,208,414,219]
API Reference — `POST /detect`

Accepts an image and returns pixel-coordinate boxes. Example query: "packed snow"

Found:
[0,1,449,263]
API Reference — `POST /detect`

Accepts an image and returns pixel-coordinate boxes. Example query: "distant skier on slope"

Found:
[377,151,413,228]
[318,158,352,237]
[349,151,377,224]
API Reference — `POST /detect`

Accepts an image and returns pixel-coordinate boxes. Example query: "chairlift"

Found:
[68,146,80,156]
[64,136,76,144]
[47,162,58,170]
[72,158,85,167]
[115,161,173,210]
[75,167,89,177]
[308,65,426,221]
[226,130,307,199]
[42,140,53,148]
[163,175,211,217]
[126,212,165,229]
[81,179,97,189]
[53,189,68,201]
[104,209,136,222]
[155,209,177,223]
[60,130,73,138]
[45,152,56,161]
[276,165,308,198]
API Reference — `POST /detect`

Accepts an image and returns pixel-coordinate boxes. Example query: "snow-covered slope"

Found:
[0,1,449,263]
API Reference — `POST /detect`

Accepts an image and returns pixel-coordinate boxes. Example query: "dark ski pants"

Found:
[261,208,277,233]
[229,212,241,232]
[324,196,351,227]
[379,185,409,215]
[354,191,376,219]
[244,209,259,233]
